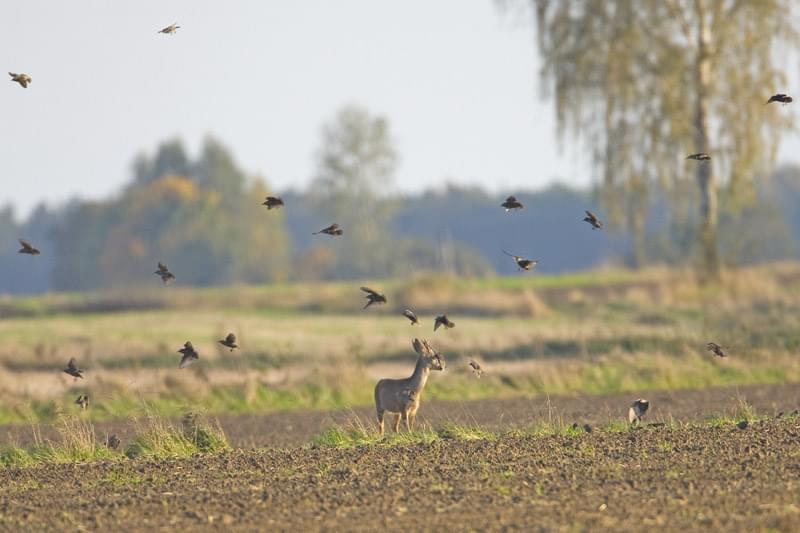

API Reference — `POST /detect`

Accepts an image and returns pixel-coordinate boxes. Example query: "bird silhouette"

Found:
[158,23,180,34]
[706,342,726,358]
[766,93,793,105]
[583,210,604,230]
[469,360,483,378]
[154,262,176,285]
[360,287,387,309]
[434,314,455,331]
[501,195,523,212]
[9,72,31,88]
[18,239,40,255]
[262,196,284,210]
[313,223,343,236]
[628,399,649,424]
[218,333,238,351]
[686,153,711,161]
[402,309,419,325]
[502,250,538,271]
[63,357,84,380]
[75,394,90,411]
[178,341,199,369]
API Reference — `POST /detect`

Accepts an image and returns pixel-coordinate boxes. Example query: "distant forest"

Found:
[2,133,799,295]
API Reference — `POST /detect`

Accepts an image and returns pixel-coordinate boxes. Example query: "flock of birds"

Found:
[8,21,793,433]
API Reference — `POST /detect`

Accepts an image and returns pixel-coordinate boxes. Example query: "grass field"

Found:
[1,265,800,425]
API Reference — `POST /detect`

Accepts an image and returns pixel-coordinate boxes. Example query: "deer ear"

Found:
[412,338,423,355]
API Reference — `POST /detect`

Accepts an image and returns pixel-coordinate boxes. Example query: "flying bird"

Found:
[154,262,176,285]
[18,239,40,255]
[766,93,793,105]
[686,153,711,161]
[628,399,649,424]
[706,342,726,358]
[502,250,537,272]
[218,333,238,352]
[158,23,180,34]
[313,223,343,236]
[178,341,199,369]
[63,357,84,380]
[468,360,483,378]
[501,195,524,212]
[402,309,419,325]
[8,72,31,88]
[360,287,387,309]
[75,394,90,411]
[262,196,284,210]
[434,314,455,332]
[583,210,604,230]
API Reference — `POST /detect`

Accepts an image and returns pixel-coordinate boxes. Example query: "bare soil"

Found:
[1,416,798,532]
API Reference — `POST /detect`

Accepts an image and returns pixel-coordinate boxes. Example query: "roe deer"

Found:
[374,338,445,436]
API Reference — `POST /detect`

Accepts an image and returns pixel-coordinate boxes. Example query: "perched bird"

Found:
[154,262,176,285]
[737,420,749,430]
[178,341,199,369]
[262,196,284,210]
[9,72,31,88]
[360,287,387,309]
[313,223,343,236]
[105,434,121,450]
[434,314,455,332]
[501,195,524,212]
[583,424,593,434]
[502,250,538,272]
[583,210,604,230]
[63,357,84,380]
[218,333,238,352]
[628,399,649,424]
[17,239,40,255]
[402,309,420,325]
[706,342,726,358]
[686,153,711,161]
[468,360,483,378]
[767,93,793,105]
[158,23,180,34]
[75,394,90,411]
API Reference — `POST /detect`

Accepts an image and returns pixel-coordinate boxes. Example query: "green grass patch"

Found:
[124,413,229,459]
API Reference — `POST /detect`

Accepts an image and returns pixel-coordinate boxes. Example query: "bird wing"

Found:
[506,195,516,203]
[178,353,196,368]
[19,79,28,88]
[157,262,168,272]
[360,286,379,297]
[585,210,598,221]
[403,309,417,322]
[226,333,236,344]
[434,317,442,331]
[67,357,77,371]
[18,239,33,251]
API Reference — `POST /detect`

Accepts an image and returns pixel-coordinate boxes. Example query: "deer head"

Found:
[412,338,446,371]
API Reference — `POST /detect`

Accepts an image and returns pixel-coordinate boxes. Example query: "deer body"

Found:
[374,339,444,435]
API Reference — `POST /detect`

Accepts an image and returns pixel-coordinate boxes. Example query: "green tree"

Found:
[310,105,399,278]
[525,0,797,278]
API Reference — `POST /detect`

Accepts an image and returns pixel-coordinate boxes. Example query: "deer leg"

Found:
[377,409,385,436]
[404,411,411,432]
[408,412,416,431]
[393,414,401,433]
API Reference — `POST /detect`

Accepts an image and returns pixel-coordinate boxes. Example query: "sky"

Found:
[1,0,799,218]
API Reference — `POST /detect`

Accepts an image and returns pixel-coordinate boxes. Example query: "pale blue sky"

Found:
[1,1,798,217]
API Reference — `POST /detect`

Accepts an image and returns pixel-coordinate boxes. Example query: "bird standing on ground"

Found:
[583,210,604,230]
[262,196,284,210]
[686,153,712,161]
[628,399,649,424]
[434,314,455,331]
[402,309,419,325]
[75,394,89,410]
[469,360,483,378]
[361,287,387,309]
[218,333,238,351]
[8,72,31,88]
[154,262,176,285]
[313,223,343,236]
[63,358,84,380]
[106,434,121,450]
[18,239,40,255]
[158,23,180,34]
[502,250,537,272]
[706,342,726,358]
[501,195,524,212]
[178,341,199,369]
[766,93,793,105]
